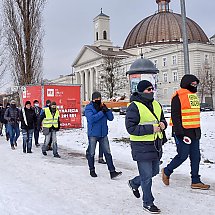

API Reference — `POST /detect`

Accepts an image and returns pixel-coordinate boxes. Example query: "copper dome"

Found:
[123,1,209,49]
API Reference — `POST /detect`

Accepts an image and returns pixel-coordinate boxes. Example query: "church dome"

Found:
[123,0,209,49]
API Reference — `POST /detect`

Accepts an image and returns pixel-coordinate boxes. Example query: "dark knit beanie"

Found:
[51,101,56,106]
[92,91,101,100]
[137,80,153,92]
[25,100,31,106]
[46,100,51,106]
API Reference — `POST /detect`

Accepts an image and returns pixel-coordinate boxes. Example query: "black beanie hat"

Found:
[137,80,153,92]
[51,101,56,106]
[92,91,101,100]
[46,100,51,106]
[25,100,31,106]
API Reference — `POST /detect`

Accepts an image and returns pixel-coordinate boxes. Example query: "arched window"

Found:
[103,31,107,40]
[96,32,98,40]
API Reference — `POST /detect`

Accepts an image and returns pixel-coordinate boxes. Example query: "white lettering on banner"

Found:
[47,89,54,97]
[61,113,77,118]
[59,109,79,113]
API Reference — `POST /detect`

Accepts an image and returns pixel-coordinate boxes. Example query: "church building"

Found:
[69,0,215,106]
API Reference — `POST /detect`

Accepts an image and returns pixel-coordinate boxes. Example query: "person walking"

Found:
[20,101,37,153]
[41,100,53,151]
[0,103,4,136]
[3,103,10,141]
[33,100,42,147]
[4,100,20,149]
[40,101,61,158]
[161,74,210,190]
[85,91,122,179]
[125,80,167,214]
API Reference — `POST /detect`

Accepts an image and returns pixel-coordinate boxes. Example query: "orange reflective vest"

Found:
[169,88,200,129]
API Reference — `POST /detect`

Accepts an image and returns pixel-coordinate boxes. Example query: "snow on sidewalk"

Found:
[0,112,214,215]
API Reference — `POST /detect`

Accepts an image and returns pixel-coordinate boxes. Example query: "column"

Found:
[80,71,85,101]
[84,70,89,101]
[90,68,94,96]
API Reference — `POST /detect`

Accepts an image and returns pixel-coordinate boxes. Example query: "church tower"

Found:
[93,9,113,48]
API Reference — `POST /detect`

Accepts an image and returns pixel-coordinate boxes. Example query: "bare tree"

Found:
[2,0,46,86]
[100,55,127,99]
[197,61,215,107]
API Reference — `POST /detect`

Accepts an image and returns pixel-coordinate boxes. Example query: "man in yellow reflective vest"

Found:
[125,80,167,214]
[40,101,61,158]
[162,74,210,190]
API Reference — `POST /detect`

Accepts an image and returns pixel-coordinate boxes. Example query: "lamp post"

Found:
[180,0,190,74]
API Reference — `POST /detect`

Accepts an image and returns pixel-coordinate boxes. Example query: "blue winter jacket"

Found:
[85,101,114,137]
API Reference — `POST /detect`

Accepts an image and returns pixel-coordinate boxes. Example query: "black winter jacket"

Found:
[4,107,20,126]
[125,92,167,161]
[20,108,37,130]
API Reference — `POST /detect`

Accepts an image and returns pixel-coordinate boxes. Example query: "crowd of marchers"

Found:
[0,99,60,157]
[0,74,211,214]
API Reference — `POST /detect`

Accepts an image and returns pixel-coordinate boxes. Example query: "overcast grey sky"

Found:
[41,0,215,79]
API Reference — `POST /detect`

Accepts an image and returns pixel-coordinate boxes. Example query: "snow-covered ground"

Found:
[0,111,215,215]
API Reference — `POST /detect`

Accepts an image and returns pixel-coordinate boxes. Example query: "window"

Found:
[154,59,158,68]
[96,32,98,40]
[172,70,178,82]
[172,55,177,65]
[103,31,107,40]
[163,72,168,82]
[163,57,167,67]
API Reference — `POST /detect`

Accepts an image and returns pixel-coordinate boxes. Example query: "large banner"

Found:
[44,85,81,128]
[22,85,82,128]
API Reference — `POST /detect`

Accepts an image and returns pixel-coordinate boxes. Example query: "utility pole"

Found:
[180,0,190,74]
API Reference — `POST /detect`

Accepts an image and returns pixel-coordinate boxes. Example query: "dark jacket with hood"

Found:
[20,107,37,130]
[125,92,167,161]
[171,74,201,140]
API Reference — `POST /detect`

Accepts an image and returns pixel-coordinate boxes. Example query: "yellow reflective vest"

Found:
[42,108,60,128]
[130,101,163,141]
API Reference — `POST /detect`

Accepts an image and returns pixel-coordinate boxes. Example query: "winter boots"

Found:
[98,158,106,164]
[128,180,140,198]
[54,153,61,158]
[143,205,161,214]
[90,170,98,177]
[191,183,210,190]
[110,171,122,179]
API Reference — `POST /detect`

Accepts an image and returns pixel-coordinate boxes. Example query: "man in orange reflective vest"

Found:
[162,74,210,190]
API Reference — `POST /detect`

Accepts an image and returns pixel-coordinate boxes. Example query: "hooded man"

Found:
[162,74,210,190]
[4,100,20,149]
[125,80,167,214]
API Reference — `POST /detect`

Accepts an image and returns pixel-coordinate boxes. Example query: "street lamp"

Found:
[180,0,190,74]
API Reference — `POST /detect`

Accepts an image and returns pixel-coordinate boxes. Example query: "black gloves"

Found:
[102,104,109,113]
[10,118,15,122]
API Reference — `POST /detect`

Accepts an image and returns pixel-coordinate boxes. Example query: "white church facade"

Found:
[53,0,215,107]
